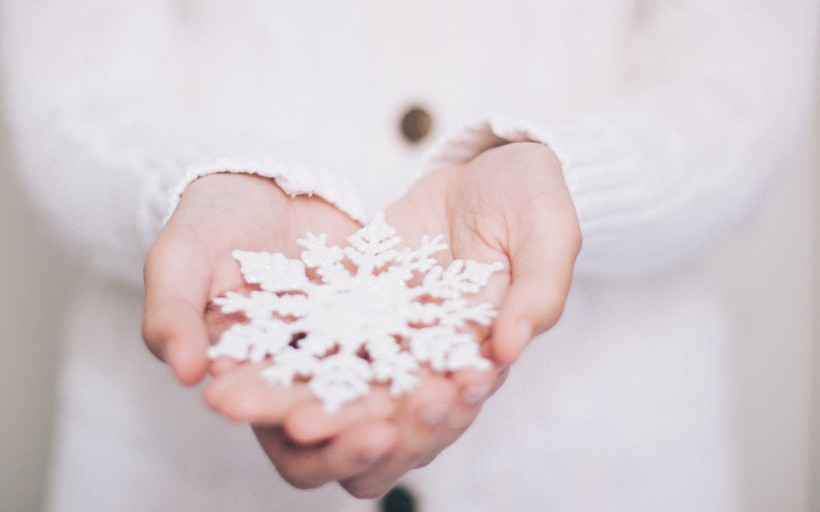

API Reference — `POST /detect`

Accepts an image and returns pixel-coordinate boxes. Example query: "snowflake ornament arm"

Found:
[209,212,504,412]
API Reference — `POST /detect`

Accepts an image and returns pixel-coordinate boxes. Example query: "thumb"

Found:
[142,232,212,386]
[491,214,580,366]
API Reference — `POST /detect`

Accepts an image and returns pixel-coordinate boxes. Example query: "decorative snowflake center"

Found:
[209,212,504,412]
[312,276,410,341]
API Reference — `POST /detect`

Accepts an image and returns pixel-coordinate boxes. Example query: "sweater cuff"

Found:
[422,117,638,222]
[139,152,368,249]
[420,117,649,275]
[422,117,593,201]
[163,157,368,224]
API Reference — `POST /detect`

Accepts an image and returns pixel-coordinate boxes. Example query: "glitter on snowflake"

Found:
[209,212,504,412]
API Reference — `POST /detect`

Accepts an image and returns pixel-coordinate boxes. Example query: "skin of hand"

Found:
[245,142,581,498]
[163,174,502,496]
[143,172,361,385]
[143,142,580,498]
[143,172,403,489]
[389,141,581,366]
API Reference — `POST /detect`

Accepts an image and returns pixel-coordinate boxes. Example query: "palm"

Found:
[330,143,580,495]
[144,172,360,386]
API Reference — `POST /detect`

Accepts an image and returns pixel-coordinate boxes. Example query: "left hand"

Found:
[254,142,581,497]
[388,141,581,366]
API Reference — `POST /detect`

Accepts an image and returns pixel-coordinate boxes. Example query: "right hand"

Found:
[142,172,360,385]
[142,173,400,491]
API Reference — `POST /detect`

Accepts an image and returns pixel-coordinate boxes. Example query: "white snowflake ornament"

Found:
[209,212,504,412]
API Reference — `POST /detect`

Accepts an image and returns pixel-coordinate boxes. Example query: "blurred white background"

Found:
[706,121,818,512]
[0,109,817,511]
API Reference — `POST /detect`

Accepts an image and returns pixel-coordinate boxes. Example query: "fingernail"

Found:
[462,384,490,405]
[419,403,448,425]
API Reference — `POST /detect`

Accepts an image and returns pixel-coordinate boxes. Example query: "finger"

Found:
[142,231,212,385]
[491,207,581,366]
[399,373,456,455]
[203,363,312,423]
[408,367,500,469]
[283,385,397,444]
[448,366,501,426]
[255,420,397,491]
[208,356,242,377]
[339,373,456,497]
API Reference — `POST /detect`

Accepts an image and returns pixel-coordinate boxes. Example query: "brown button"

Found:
[399,106,432,144]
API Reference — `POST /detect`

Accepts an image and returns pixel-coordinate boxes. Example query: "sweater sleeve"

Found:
[0,0,366,287]
[422,0,819,276]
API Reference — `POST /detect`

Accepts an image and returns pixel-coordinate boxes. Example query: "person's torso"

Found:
[175,0,638,208]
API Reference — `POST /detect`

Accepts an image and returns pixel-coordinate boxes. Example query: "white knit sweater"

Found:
[1,1,817,511]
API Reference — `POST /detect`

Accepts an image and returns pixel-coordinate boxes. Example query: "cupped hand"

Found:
[392,141,581,364]
[142,172,402,491]
[175,178,499,495]
[142,172,360,385]
[263,142,580,497]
